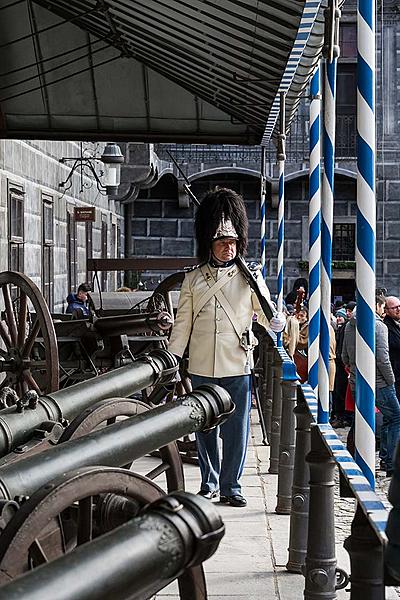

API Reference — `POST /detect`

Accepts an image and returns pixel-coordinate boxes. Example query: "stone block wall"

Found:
[0,140,124,311]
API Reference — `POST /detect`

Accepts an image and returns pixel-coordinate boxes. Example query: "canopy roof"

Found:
[0,0,322,144]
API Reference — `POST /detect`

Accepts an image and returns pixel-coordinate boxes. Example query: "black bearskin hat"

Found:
[194,187,248,262]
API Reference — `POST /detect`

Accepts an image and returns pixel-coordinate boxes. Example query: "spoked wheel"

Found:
[0,467,207,599]
[0,271,59,395]
[57,397,185,492]
[151,271,186,325]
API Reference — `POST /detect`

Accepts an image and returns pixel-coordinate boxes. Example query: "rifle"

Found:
[235,255,276,321]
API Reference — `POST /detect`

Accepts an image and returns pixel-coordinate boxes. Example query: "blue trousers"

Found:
[191,374,251,496]
[375,384,400,471]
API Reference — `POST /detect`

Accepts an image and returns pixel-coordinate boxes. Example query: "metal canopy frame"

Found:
[0,0,321,143]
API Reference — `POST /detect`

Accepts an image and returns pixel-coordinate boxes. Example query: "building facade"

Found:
[0,140,124,312]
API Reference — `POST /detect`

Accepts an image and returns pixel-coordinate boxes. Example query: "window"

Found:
[339,24,357,59]
[116,222,123,288]
[42,194,54,309]
[67,209,77,293]
[333,223,355,261]
[336,64,357,157]
[86,222,93,285]
[8,183,24,272]
[101,215,108,291]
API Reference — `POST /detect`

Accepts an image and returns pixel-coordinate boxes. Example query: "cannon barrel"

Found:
[0,385,233,501]
[92,311,173,334]
[0,349,178,457]
[0,491,224,600]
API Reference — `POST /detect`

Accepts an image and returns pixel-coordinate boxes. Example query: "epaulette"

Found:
[183,262,206,273]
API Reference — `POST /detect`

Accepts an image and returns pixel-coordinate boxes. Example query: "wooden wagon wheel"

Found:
[0,271,59,396]
[0,467,207,599]
[57,397,185,492]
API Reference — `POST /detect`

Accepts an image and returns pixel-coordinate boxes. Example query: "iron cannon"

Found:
[0,490,225,600]
[0,384,233,597]
[0,348,178,458]
[0,384,233,501]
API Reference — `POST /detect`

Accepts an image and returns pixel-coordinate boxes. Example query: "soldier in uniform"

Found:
[168,187,285,507]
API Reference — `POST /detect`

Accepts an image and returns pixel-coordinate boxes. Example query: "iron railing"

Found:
[154,115,356,165]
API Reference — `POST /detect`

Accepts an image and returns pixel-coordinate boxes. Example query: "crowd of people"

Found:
[282,281,400,478]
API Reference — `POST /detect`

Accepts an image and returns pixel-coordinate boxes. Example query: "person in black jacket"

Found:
[331,308,351,428]
[384,296,400,401]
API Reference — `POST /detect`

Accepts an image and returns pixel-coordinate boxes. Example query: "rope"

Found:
[355,0,376,489]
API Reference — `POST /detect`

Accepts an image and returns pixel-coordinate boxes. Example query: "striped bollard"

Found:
[260,146,267,279]
[355,0,376,488]
[308,66,322,395]
[276,93,286,347]
[319,54,338,424]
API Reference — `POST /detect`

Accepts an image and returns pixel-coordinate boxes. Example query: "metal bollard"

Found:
[286,386,313,571]
[304,424,337,600]
[276,353,298,514]
[344,504,385,599]
[384,442,400,584]
[269,349,283,474]
[253,327,272,445]
[264,335,274,444]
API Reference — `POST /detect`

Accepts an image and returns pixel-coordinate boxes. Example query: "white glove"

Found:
[269,312,286,333]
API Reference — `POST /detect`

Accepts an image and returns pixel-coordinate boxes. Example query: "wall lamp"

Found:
[59,142,124,196]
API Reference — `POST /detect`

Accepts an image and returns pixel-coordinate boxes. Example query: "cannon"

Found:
[0,384,232,500]
[0,271,176,394]
[0,384,233,596]
[0,348,178,458]
[0,490,225,600]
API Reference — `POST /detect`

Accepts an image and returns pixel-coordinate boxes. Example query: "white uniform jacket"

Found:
[168,263,271,378]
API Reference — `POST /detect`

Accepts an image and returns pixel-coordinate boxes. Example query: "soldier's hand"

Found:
[269,312,286,333]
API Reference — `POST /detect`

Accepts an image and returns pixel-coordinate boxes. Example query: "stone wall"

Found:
[128,170,361,300]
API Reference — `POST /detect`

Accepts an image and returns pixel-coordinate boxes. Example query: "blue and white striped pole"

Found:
[355,0,376,488]
[319,6,339,423]
[308,66,321,395]
[276,93,286,347]
[260,146,267,279]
